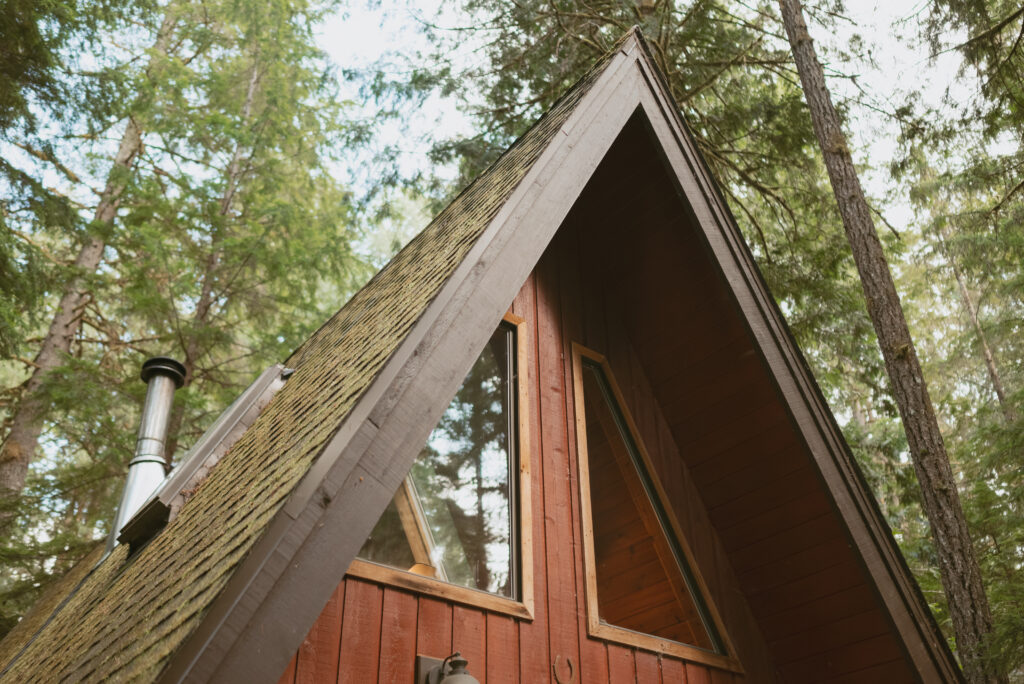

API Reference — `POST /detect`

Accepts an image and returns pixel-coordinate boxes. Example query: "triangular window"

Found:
[349,316,533,618]
[574,344,730,662]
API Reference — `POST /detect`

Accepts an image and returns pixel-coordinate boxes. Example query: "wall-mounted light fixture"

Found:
[415,652,480,684]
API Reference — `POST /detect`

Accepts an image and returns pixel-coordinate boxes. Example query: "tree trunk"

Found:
[0,12,177,513]
[165,59,262,466]
[776,0,1001,681]
[941,234,1015,423]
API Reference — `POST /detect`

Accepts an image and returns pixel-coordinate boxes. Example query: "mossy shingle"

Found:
[0,45,617,683]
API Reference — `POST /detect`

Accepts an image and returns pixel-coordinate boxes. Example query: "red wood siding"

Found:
[277,252,767,683]
[279,117,923,683]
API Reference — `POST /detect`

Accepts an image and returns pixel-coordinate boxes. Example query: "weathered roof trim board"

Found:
[625,43,960,682]
[158,41,647,684]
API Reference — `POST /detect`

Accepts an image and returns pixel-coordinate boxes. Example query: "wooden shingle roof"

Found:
[0,27,962,683]
[0,41,616,684]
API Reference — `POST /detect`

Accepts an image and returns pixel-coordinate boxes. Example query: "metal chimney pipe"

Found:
[106,357,186,553]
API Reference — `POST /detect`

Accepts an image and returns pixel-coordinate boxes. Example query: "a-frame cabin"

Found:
[0,29,961,683]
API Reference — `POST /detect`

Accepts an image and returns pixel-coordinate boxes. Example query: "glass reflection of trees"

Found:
[358,325,515,598]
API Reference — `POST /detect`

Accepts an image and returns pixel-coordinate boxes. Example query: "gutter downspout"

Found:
[105,356,185,554]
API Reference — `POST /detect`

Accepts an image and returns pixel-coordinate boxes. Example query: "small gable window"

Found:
[348,315,533,618]
[573,344,735,668]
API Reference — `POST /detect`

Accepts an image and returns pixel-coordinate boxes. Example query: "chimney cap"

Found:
[141,356,187,388]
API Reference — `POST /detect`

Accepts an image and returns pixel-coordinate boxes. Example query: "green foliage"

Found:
[924,0,1024,141]
[0,0,365,638]
[895,1,1024,671]
[1,1,95,354]
[349,0,889,417]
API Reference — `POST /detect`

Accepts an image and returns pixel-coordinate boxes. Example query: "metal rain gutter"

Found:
[105,356,186,554]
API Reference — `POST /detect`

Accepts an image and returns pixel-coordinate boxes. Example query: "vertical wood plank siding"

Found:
[535,249,584,680]
[514,272,552,684]
[277,115,922,682]
[337,580,382,683]
[296,582,344,683]
[278,245,755,683]
[377,589,417,682]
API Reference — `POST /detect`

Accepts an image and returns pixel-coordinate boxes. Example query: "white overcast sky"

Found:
[316,0,974,230]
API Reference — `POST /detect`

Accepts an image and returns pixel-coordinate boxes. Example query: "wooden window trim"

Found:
[346,312,534,621]
[572,343,742,673]
[389,476,449,581]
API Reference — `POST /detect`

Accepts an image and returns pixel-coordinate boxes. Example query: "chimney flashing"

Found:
[105,357,186,555]
[116,363,290,551]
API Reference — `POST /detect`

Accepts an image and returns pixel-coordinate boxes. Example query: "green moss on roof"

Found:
[0,544,104,669]
[0,44,618,683]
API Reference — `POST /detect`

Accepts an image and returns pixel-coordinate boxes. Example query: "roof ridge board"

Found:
[625,51,962,682]
[162,46,648,684]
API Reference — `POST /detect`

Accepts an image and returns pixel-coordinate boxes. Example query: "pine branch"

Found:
[955,6,1024,53]
[10,230,70,266]
[10,143,83,185]
[990,176,1024,216]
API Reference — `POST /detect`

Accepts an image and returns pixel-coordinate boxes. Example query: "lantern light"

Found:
[417,652,480,684]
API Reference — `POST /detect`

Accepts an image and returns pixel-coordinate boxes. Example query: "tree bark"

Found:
[776,0,1002,681]
[0,12,177,513]
[165,59,262,466]
[941,234,1015,423]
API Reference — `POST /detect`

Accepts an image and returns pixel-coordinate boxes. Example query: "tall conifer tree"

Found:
[776,0,999,680]
[0,0,362,635]
[0,9,178,519]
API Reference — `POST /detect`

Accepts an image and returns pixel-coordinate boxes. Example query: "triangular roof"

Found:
[0,29,961,683]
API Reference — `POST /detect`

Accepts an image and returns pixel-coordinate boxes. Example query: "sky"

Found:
[315,0,974,233]
[317,3,473,189]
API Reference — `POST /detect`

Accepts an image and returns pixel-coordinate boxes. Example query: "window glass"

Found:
[580,358,722,652]
[358,324,517,597]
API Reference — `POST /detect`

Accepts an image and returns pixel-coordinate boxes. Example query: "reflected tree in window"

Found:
[359,325,516,597]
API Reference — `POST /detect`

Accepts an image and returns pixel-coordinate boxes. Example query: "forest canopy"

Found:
[0,0,1021,680]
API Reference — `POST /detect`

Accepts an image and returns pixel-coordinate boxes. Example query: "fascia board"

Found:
[627,44,962,684]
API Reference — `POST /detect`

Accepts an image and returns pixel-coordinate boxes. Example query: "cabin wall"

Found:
[275,219,775,683]
[271,108,935,684]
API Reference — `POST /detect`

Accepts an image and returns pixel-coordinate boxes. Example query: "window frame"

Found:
[346,312,534,621]
[572,343,740,671]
